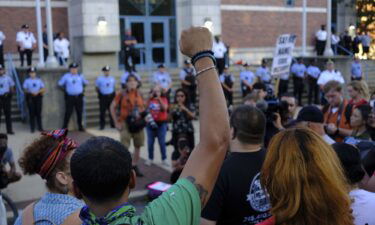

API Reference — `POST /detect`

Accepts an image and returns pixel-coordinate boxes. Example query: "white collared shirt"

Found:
[317,70,345,86]
[16,31,36,49]
[315,29,327,41]
[212,41,227,59]
[53,38,70,58]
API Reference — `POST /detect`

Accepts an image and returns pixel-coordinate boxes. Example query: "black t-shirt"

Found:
[202,150,271,225]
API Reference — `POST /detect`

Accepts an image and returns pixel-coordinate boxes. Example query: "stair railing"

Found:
[5,53,27,121]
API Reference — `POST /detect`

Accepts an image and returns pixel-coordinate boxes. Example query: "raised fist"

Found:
[179,27,213,58]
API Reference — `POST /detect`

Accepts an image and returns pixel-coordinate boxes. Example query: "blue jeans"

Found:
[146,122,167,160]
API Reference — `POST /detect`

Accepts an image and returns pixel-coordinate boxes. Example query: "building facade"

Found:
[0,0,362,72]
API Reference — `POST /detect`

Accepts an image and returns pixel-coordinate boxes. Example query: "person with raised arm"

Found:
[69,27,230,225]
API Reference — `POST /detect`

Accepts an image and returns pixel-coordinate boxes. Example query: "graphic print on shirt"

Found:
[246,173,271,212]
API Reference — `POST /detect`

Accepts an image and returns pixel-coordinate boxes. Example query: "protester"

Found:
[213,35,227,75]
[252,82,267,102]
[170,88,195,154]
[306,59,321,105]
[351,57,363,81]
[258,128,353,225]
[296,105,335,145]
[322,81,352,142]
[332,143,375,225]
[347,81,369,107]
[240,63,256,97]
[69,26,230,225]
[145,85,169,166]
[201,105,271,225]
[15,129,84,225]
[220,66,235,107]
[350,104,372,140]
[120,71,141,89]
[243,92,260,107]
[315,25,327,56]
[180,60,197,106]
[110,74,145,177]
[280,93,299,122]
[360,149,375,192]
[53,32,70,66]
[367,107,375,140]
[170,137,192,184]
[152,64,172,102]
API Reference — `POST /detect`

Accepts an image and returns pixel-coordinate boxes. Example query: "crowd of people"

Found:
[0,26,374,225]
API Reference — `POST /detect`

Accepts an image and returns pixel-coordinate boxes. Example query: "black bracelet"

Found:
[191,50,216,67]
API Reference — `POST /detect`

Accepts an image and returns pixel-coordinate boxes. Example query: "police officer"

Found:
[123,30,137,72]
[291,58,307,106]
[220,66,235,106]
[306,60,321,105]
[351,57,363,81]
[120,70,141,89]
[16,24,36,67]
[152,64,172,102]
[0,65,15,134]
[180,60,196,105]
[96,65,116,130]
[240,63,255,97]
[23,67,45,132]
[58,63,88,131]
[256,59,272,87]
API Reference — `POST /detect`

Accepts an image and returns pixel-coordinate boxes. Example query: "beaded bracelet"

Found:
[191,50,216,67]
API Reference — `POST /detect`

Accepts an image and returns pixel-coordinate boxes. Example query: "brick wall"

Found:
[221,11,326,48]
[221,0,326,7]
[0,7,69,53]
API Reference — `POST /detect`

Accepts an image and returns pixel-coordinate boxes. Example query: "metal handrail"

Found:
[5,53,27,121]
[337,44,353,57]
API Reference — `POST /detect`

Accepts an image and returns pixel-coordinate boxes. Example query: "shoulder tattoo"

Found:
[186,176,209,206]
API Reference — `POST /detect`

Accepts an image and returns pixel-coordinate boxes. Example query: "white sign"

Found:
[271,34,297,77]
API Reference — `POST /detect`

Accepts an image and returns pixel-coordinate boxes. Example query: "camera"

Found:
[144,111,158,130]
[264,96,289,122]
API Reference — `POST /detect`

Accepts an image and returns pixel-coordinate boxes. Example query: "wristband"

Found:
[191,50,216,67]
[195,65,216,77]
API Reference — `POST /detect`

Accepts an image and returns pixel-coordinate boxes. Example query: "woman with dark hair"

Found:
[14,129,84,225]
[258,128,353,225]
[350,104,372,140]
[332,143,375,225]
[145,85,168,166]
[361,149,375,193]
[170,88,195,152]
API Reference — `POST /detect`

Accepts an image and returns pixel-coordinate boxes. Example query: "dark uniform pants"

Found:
[99,93,115,129]
[278,79,289,97]
[124,48,136,72]
[43,47,48,62]
[0,94,13,133]
[223,89,233,106]
[316,40,326,56]
[26,95,43,131]
[307,77,319,105]
[19,48,33,66]
[293,76,304,106]
[0,45,4,67]
[63,94,84,129]
[216,58,225,75]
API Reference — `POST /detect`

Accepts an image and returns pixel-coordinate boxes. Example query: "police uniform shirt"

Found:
[0,31,5,46]
[240,70,255,85]
[58,73,89,96]
[291,63,307,78]
[315,29,327,41]
[220,73,235,86]
[0,75,15,95]
[317,70,345,86]
[179,67,195,80]
[120,72,141,85]
[16,31,36,49]
[23,78,45,95]
[351,62,362,78]
[256,67,271,83]
[152,71,172,89]
[96,75,116,95]
[306,66,321,79]
[212,41,227,59]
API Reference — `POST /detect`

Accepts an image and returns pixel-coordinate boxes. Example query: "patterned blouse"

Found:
[14,193,84,225]
[170,103,195,134]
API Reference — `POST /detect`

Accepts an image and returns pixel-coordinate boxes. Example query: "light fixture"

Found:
[203,18,213,33]
[97,16,107,26]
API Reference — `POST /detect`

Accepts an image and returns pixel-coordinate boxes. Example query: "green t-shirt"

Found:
[81,178,201,225]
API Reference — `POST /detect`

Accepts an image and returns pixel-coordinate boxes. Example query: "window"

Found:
[119,0,146,15]
[285,0,295,7]
[149,0,175,16]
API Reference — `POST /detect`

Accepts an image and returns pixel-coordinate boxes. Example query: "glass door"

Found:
[125,17,170,69]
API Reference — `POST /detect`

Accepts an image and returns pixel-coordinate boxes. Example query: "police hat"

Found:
[102,65,110,71]
[184,59,191,65]
[28,67,36,73]
[69,63,79,68]
[22,24,30,29]
[158,64,165,69]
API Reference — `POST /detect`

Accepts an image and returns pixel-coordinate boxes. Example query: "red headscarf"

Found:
[38,129,77,179]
